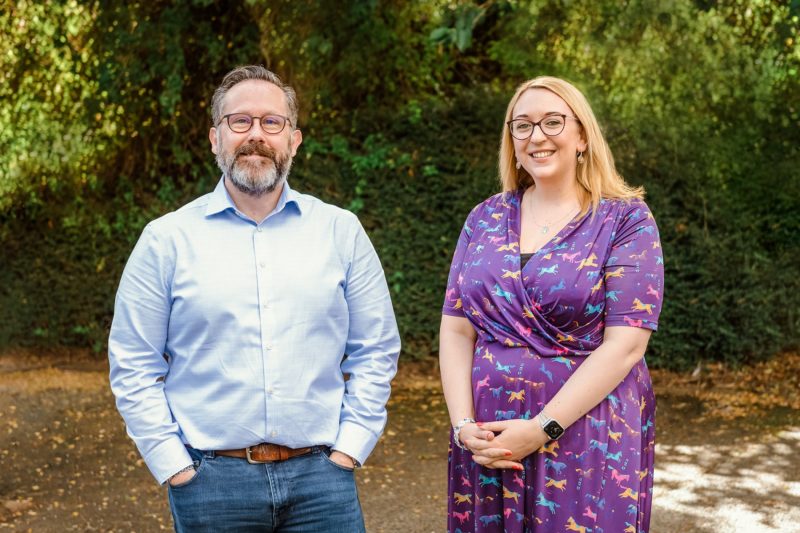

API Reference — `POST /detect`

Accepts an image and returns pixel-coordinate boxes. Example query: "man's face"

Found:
[209,80,302,197]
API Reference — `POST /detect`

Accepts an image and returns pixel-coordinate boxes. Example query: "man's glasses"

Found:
[218,113,292,134]
[506,114,579,140]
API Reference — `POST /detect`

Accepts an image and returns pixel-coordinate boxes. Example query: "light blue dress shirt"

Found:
[109,178,400,484]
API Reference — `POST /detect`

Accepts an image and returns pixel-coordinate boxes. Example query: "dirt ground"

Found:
[1,350,799,533]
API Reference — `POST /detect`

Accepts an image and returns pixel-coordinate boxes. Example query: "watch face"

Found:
[543,420,565,440]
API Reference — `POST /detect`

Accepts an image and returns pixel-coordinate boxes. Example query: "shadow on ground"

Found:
[1,352,798,532]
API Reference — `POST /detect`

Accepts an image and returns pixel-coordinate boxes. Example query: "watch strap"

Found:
[538,412,554,428]
[538,411,565,441]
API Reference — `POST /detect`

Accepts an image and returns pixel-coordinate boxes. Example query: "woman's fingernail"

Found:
[505,451,513,456]
[475,422,484,426]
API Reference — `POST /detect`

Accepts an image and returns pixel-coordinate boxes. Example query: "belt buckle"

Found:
[245,445,271,464]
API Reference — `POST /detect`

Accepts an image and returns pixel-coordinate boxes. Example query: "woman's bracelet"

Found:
[453,417,476,451]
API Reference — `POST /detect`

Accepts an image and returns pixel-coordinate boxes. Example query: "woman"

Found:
[440,76,663,533]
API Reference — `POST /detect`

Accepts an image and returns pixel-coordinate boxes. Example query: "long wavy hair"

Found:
[498,77,643,215]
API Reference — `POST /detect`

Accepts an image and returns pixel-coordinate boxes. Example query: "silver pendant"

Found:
[541,226,549,234]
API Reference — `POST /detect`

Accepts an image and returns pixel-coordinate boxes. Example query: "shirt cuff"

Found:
[143,436,194,485]
[333,420,380,467]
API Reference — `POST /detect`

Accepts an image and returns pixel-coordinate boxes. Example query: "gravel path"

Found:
[1,355,798,532]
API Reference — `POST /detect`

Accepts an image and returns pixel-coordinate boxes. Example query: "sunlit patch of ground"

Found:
[652,428,800,533]
[0,350,798,532]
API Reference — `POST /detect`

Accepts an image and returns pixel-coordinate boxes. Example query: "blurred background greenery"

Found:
[1,0,798,369]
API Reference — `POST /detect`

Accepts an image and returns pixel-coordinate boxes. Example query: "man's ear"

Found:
[290,128,303,157]
[209,127,218,155]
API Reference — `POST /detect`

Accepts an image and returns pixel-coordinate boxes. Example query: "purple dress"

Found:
[442,190,663,533]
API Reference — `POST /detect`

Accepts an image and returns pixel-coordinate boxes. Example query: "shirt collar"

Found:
[205,177,304,218]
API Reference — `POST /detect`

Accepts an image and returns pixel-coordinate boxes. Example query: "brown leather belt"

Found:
[216,443,314,464]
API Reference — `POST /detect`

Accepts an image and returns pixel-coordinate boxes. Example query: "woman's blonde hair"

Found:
[499,76,643,215]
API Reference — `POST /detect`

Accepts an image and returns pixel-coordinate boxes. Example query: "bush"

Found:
[1,0,798,369]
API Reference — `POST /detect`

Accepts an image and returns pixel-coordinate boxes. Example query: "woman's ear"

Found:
[577,130,588,154]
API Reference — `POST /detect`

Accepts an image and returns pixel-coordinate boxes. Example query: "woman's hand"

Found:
[458,422,500,451]
[458,422,516,467]
[465,419,548,469]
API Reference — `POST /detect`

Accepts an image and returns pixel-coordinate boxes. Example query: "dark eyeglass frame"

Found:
[218,113,293,134]
[506,114,580,141]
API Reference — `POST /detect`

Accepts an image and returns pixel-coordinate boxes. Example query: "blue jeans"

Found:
[168,447,366,532]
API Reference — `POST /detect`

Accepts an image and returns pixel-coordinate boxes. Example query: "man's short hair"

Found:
[211,65,299,128]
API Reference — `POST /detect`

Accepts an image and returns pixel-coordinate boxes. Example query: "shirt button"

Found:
[264,344,272,351]
[267,387,274,395]
[259,261,266,268]
[270,430,278,438]
[256,227,262,233]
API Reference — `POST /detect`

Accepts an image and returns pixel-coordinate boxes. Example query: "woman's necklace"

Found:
[528,195,581,235]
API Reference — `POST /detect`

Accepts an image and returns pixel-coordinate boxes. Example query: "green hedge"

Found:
[1,0,798,369]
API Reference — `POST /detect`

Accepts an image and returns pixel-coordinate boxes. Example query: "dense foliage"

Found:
[1,0,798,369]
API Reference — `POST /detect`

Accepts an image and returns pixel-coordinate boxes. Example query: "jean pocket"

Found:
[320,448,355,473]
[169,455,208,489]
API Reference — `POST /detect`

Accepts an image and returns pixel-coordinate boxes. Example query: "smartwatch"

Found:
[538,412,565,441]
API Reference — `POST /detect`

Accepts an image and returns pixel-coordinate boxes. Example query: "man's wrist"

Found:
[333,420,376,466]
[346,454,359,468]
[331,449,359,468]
[168,464,196,482]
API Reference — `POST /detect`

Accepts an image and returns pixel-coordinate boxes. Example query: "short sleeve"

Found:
[604,200,664,331]
[442,204,481,317]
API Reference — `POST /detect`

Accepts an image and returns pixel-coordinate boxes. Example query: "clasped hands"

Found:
[459,419,549,470]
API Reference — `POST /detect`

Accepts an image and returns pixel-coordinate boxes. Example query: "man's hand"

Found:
[167,465,197,486]
[329,450,357,469]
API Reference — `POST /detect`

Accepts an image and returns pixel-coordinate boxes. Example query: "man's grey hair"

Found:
[210,65,299,128]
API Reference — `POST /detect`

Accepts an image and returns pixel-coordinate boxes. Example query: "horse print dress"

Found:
[442,190,664,533]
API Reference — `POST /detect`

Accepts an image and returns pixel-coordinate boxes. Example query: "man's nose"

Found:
[246,121,268,142]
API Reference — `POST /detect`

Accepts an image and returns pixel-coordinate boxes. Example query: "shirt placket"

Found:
[253,224,278,442]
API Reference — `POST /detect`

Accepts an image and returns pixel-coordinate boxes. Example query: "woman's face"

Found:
[510,88,587,184]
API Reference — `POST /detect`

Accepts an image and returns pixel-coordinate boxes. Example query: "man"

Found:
[109,65,400,532]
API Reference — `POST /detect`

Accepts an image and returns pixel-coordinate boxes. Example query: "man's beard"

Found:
[216,141,293,197]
